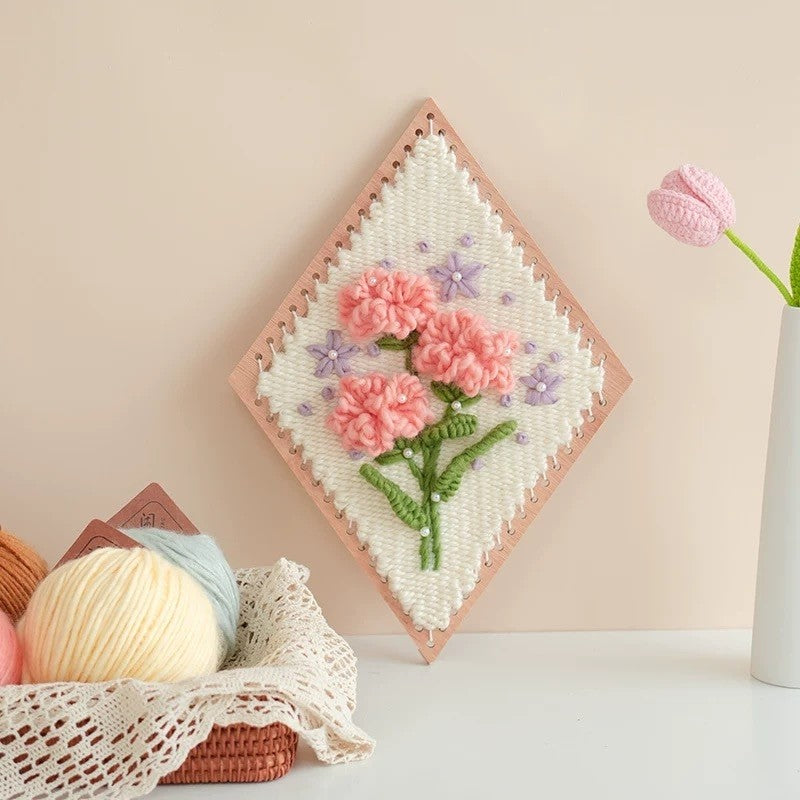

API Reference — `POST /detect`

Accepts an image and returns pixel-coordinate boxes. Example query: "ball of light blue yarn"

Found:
[120,527,240,663]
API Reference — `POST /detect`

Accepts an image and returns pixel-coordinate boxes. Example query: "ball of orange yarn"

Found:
[0,528,48,624]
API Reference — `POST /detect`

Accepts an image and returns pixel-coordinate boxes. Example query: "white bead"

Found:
[402,448,414,459]
[535,382,547,393]
[451,400,462,411]
[397,393,407,403]
[328,349,338,360]
[452,271,462,282]
[504,347,512,356]
[368,276,378,286]
[431,492,441,503]
[420,527,431,537]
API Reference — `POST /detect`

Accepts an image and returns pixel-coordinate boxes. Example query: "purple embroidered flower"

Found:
[501,292,515,306]
[499,394,513,407]
[471,458,485,471]
[306,329,359,377]
[366,342,381,357]
[521,364,563,406]
[348,450,365,461]
[418,240,430,253]
[525,341,537,354]
[515,432,530,445]
[428,251,484,302]
[549,351,561,363]
[460,233,474,247]
[379,258,394,269]
[297,402,313,417]
[321,385,336,401]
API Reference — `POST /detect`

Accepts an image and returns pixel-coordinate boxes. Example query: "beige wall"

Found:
[1,1,796,634]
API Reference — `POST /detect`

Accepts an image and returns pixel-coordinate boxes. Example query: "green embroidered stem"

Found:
[420,438,442,570]
[724,229,795,306]
[789,224,800,306]
[359,382,515,571]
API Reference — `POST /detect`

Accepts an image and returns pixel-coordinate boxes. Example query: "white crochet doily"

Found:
[0,559,374,800]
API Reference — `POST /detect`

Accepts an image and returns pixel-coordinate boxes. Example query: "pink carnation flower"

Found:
[327,372,434,457]
[338,268,438,341]
[413,309,519,397]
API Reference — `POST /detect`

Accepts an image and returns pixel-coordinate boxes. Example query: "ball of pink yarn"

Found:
[0,609,22,686]
[647,164,736,247]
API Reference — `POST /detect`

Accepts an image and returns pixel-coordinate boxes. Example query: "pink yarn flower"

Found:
[327,372,434,457]
[338,268,438,341]
[647,164,736,246]
[413,309,519,397]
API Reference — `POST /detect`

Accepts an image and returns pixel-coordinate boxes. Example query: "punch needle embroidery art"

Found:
[231,100,631,661]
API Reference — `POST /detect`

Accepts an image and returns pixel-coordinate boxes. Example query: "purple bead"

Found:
[321,386,335,401]
[418,241,430,253]
[471,458,485,471]
[500,394,512,407]
[501,292,515,306]
[460,233,474,247]
[366,342,380,357]
[525,341,537,354]
[379,258,394,269]
[549,352,561,363]
[515,432,529,445]
[348,450,364,460]
[297,402,313,417]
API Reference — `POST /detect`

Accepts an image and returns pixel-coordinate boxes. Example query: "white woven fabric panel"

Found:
[261,135,603,632]
[0,560,374,800]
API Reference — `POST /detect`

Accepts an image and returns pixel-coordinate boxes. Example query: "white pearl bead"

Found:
[420,527,431,537]
[397,393,407,403]
[504,347,512,356]
[452,271,462,282]
[535,381,547,393]
[367,276,378,286]
[403,448,414,459]
[451,400,462,411]
[328,349,338,360]
[431,492,441,503]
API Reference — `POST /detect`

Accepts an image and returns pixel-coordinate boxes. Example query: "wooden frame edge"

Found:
[229,98,632,663]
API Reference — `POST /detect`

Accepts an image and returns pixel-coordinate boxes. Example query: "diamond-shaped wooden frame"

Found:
[230,99,631,662]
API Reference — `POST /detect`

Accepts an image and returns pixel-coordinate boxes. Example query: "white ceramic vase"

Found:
[752,305,800,687]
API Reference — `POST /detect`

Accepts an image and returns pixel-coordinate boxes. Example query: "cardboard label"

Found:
[56,483,198,568]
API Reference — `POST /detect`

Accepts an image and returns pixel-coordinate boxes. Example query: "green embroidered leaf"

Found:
[419,415,478,445]
[430,381,462,402]
[359,464,427,530]
[791,224,800,306]
[375,331,420,350]
[434,420,518,502]
[374,437,421,465]
[375,335,408,350]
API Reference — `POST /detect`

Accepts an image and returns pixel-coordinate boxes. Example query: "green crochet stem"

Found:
[359,385,516,570]
[724,229,796,306]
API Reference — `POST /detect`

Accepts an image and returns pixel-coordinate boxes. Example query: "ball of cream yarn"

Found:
[0,528,48,624]
[18,547,220,684]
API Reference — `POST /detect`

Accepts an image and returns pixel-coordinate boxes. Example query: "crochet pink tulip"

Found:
[413,309,519,397]
[338,268,438,341]
[327,372,434,457]
[647,164,736,246]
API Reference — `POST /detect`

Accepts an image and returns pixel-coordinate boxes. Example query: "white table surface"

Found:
[148,631,800,799]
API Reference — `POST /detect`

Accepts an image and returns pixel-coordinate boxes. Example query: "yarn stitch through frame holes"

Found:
[229,98,632,662]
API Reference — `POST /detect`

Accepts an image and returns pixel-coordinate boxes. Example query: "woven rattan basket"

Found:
[159,720,298,784]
